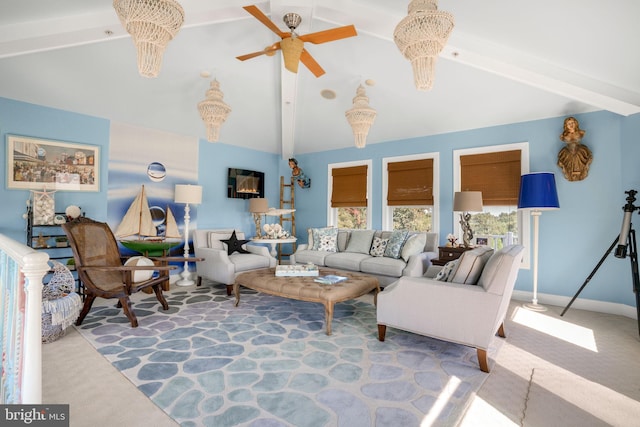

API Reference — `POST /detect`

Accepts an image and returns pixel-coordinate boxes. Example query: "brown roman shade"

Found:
[331,165,368,207]
[460,150,521,205]
[387,159,434,206]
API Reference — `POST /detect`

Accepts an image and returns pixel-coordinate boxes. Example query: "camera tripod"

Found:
[561,190,640,336]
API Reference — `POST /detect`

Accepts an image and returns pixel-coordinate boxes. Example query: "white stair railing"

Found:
[0,233,49,404]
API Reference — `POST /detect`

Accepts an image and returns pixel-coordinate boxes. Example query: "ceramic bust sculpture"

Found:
[288,158,311,189]
[557,116,593,181]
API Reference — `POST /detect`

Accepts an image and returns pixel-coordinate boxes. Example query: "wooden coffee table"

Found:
[234,268,380,335]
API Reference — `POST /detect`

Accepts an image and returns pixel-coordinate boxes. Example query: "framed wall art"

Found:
[6,134,99,192]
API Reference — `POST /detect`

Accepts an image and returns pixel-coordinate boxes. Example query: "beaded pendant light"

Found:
[113,0,185,78]
[345,85,376,149]
[394,0,454,91]
[198,79,232,142]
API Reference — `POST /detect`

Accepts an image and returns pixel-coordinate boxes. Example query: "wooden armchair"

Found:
[62,217,177,327]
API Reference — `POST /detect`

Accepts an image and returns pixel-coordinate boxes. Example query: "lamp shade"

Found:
[518,173,560,210]
[248,198,268,213]
[453,191,483,212]
[174,184,202,204]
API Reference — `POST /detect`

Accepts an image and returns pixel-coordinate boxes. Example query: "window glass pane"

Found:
[338,207,367,229]
[468,205,518,249]
[392,207,432,231]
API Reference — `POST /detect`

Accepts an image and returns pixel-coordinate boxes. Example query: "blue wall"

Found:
[2,96,639,308]
[289,111,640,307]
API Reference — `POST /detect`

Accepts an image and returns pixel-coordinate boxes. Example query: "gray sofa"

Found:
[290,228,438,286]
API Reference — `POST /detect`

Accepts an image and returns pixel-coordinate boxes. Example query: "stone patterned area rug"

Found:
[74,284,493,427]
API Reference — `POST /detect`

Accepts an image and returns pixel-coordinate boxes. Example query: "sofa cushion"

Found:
[401,233,427,262]
[325,252,371,271]
[447,246,494,285]
[208,231,233,250]
[435,259,458,281]
[318,234,338,252]
[311,227,338,251]
[361,256,406,277]
[369,237,389,257]
[478,245,523,294]
[384,230,409,259]
[345,230,376,254]
[337,229,350,252]
[292,249,331,266]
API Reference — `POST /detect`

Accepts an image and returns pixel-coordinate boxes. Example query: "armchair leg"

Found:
[226,284,233,296]
[152,284,169,310]
[377,324,386,341]
[76,294,96,326]
[497,322,506,338]
[119,296,138,328]
[477,349,490,373]
[197,276,202,287]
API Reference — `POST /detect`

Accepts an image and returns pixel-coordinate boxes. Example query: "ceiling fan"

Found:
[236,5,357,77]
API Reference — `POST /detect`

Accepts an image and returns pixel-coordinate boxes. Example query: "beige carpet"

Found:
[43,286,640,427]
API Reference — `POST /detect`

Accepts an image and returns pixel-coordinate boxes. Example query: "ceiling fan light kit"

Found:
[198,80,232,142]
[113,0,185,78]
[345,85,377,149]
[281,37,304,73]
[394,0,455,90]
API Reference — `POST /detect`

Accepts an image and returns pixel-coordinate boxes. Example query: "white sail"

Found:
[114,185,157,239]
[164,206,181,239]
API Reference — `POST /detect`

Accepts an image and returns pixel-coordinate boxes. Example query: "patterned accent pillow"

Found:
[384,230,409,259]
[369,237,389,257]
[311,227,336,250]
[435,260,458,281]
[318,234,338,252]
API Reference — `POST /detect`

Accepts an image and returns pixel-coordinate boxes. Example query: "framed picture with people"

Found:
[6,134,99,192]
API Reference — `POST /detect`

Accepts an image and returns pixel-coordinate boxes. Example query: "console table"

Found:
[431,245,473,266]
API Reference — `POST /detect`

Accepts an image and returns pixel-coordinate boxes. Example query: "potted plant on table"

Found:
[55,236,68,248]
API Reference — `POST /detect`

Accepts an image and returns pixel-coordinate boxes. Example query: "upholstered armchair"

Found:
[193,229,276,295]
[377,245,525,372]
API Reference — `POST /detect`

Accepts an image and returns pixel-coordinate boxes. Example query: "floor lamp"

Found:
[175,184,202,286]
[518,172,560,311]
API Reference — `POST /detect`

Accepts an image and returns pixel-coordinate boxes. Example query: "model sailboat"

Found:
[115,185,182,256]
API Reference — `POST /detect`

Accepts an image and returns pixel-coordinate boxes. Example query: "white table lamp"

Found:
[174,184,202,286]
[453,191,483,247]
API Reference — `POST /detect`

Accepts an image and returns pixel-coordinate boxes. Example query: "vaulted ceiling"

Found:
[1,0,638,158]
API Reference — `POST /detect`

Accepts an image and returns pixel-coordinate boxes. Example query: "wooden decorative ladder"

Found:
[279,176,296,263]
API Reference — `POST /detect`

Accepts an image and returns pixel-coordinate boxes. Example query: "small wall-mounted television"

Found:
[227,168,264,199]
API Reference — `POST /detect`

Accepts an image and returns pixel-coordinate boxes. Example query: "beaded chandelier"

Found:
[113,0,185,78]
[394,0,454,91]
[198,80,232,142]
[345,85,376,149]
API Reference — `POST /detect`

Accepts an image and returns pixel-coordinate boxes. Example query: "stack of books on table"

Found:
[275,264,319,277]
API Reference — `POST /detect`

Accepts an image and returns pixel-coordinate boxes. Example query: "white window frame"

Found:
[381,152,440,232]
[327,159,373,229]
[453,142,530,269]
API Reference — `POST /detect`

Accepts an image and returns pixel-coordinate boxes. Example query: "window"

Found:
[383,153,439,232]
[328,160,372,229]
[454,143,530,266]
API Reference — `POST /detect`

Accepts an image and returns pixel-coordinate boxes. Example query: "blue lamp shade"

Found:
[518,172,560,210]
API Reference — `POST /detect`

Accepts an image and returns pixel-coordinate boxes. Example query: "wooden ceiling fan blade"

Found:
[299,25,357,44]
[236,50,269,61]
[300,49,325,78]
[243,5,287,38]
[236,42,281,61]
